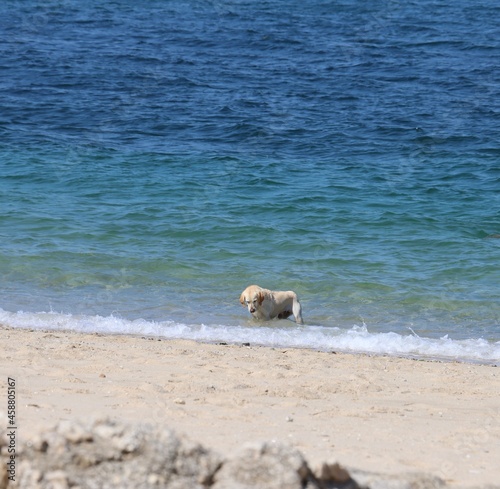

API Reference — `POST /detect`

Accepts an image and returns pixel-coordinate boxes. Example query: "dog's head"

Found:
[239,285,265,315]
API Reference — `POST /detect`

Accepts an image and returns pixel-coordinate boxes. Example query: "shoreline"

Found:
[4,323,500,367]
[0,313,500,367]
[201,339,500,367]
[2,307,498,366]
[1,325,499,487]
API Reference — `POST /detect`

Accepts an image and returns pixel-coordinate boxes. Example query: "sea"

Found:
[1,0,499,364]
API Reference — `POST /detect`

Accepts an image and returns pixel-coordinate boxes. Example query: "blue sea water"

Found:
[1,0,499,363]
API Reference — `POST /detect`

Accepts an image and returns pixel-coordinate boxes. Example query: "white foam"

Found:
[1,308,499,365]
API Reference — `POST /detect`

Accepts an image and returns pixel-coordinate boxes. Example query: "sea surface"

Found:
[1,0,499,363]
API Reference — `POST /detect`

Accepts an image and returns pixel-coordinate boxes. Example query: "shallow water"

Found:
[1,0,499,363]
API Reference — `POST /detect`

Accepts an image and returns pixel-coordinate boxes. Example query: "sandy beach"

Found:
[1,325,499,487]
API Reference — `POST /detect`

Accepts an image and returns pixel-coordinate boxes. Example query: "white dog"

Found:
[239,285,303,324]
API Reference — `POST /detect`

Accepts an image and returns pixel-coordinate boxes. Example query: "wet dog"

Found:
[239,285,303,324]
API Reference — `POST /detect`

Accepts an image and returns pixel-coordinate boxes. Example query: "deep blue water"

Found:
[1,0,499,362]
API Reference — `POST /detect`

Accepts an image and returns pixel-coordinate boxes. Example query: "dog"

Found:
[239,285,303,324]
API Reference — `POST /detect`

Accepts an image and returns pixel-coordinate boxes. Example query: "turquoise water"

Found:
[1,0,499,362]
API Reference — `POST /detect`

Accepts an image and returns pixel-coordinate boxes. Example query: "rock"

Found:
[0,461,7,489]
[3,417,495,489]
[349,470,446,489]
[213,441,316,489]
[14,418,222,489]
[314,461,363,488]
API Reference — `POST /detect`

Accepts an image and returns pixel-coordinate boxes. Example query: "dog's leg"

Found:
[293,296,303,324]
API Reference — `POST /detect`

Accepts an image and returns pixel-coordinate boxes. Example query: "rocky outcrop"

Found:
[212,442,365,489]
[0,418,497,489]
[7,418,221,489]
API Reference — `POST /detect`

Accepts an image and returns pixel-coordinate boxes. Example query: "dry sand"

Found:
[1,325,499,487]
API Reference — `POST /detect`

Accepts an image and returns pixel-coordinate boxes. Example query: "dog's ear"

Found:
[239,293,246,306]
[258,291,265,305]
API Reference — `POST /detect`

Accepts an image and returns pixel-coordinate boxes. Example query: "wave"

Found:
[1,308,499,365]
